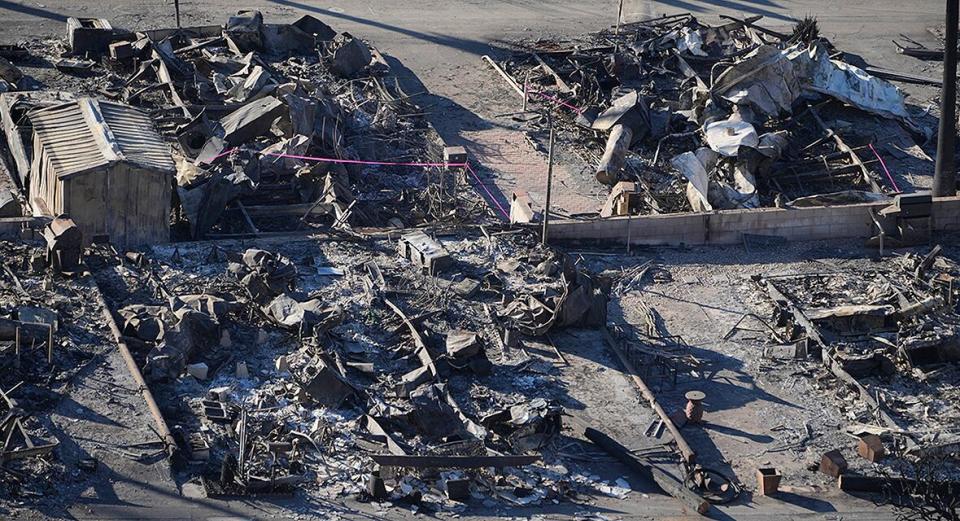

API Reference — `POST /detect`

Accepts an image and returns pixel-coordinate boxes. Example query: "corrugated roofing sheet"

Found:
[30,98,175,178]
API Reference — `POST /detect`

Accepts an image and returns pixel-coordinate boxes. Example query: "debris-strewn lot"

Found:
[0,4,958,520]
[487,14,937,219]
[1,10,488,245]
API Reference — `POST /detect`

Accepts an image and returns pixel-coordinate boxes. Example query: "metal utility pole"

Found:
[174,0,182,28]
[541,112,555,246]
[934,0,959,196]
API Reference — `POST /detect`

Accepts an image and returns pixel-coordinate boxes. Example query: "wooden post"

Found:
[616,0,625,36]
[541,111,555,246]
[47,323,53,364]
[522,70,531,112]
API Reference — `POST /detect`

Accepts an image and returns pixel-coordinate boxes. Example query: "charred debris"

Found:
[487,13,932,218]
[749,244,960,457]
[0,7,957,518]
[89,232,616,507]
[0,10,649,511]
[0,10,490,244]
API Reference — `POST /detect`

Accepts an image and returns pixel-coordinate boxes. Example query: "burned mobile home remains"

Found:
[0,4,959,520]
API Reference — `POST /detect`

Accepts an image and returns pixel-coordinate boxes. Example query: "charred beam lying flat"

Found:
[807,103,883,193]
[762,278,829,346]
[866,66,942,87]
[0,318,50,343]
[838,474,960,494]
[482,55,524,97]
[371,454,538,469]
[585,427,709,515]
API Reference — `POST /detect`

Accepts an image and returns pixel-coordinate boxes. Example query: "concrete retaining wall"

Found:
[547,196,960,246]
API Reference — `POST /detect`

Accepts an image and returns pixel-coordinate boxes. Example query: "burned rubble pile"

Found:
[490,13,931,217]
[1,10,482,240]
[748,245,960,471]
[88,229,630,508]
[0,241,120,498]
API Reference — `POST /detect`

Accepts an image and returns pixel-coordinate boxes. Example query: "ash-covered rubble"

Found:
[0,242,135,499]
[745,244,960,469]
[89,228,628,509]
[0,9,486,240]
[490,13,932,218]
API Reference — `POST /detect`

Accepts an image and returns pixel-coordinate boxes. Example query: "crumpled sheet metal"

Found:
[703,117,758,157]
[803,45,911,121]
[671,147,718,212]
[714,42,911,122]
[714,44,804,117]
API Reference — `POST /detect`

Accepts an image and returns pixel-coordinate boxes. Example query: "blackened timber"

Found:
[718,14,788,40]
[866,66,942,86]
[482,55,524,97]
[762,278,829,346]
[371,454,538,468]
[823,350,912,444]
[585,427,709,515]
[838,474,960,495]
[532,53,573,93]
[807,103,883,193]
[0,318,49,343]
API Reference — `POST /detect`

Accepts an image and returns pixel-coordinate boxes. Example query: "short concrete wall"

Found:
[547,196,960,246]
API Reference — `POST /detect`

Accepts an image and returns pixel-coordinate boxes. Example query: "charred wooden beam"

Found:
[596,124,633,186]
[807,103,883,193]
[838,474,960,495]
[481,55,524,97]
[761,278,829,346]
[532,53,572,93]
[585,427,709,515]
[0,318,50,343]
[866,66,942,87]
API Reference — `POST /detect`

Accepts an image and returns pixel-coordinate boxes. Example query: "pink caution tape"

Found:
[464,162,510,219]
[531,90,585,114]
[868,143,901,193]
[212,147,508,220]
[264,152,466,168]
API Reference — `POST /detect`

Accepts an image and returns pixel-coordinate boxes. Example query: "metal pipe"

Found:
[94,285,177,456]
[602,327,697,464]
[934,0,959,196]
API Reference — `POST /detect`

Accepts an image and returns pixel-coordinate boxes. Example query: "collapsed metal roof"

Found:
[30,97,175,179]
